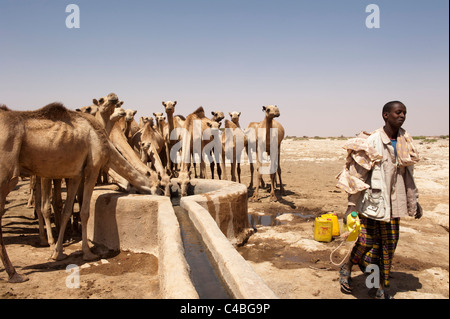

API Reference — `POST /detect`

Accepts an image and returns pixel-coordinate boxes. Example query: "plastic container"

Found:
[346,211,360,242]
[314,217,333,242]
[321,213,340,237]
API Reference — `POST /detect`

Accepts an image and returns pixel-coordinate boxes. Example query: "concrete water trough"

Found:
[86,179,277,299]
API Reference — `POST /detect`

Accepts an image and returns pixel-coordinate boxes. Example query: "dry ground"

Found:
[1,137,448,299]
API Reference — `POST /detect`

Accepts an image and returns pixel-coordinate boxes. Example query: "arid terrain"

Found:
[1,136,448,299]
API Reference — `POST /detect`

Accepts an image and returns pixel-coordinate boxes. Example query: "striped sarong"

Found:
[350,217,400,287]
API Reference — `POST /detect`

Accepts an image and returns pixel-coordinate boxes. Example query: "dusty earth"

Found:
[1,137,448,299]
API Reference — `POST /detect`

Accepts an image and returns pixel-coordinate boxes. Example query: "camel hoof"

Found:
[250,195,260,202]
[83,251,99,261]
[8,272,29,283]
[51,251,68,261]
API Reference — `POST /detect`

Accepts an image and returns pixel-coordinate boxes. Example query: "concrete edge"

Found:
[181,198,278,299]
[157,197,199,299]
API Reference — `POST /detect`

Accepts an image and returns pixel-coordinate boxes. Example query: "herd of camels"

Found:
[0,92,284,283]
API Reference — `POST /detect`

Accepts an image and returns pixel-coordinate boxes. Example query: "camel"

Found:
[208,111,225,179]
[249,105,285,202]
[118,109,139,145]
[132,117,172,196]
[162,101,185,174]
[222,111,245,183]
[153,112,166,136]
[178,107,221,196]
[0,102,158,283]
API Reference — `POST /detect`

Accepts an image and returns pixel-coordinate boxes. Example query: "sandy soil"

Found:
[1,137,448,299]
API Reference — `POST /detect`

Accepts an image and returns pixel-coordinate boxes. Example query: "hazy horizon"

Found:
[1,0,448,137]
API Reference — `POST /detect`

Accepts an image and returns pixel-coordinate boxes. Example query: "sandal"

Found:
[339,264,353,294]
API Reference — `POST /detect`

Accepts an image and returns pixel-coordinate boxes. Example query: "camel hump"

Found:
[0,104,11,111]
[192,106,205,117]
[34,102,72,120]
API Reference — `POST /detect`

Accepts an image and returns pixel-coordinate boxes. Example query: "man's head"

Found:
[382,101,407,129]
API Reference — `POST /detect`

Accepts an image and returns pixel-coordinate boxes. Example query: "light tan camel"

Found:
[249,105,285,202]
[163,101,185,174]
[118,109,139,145]
[208,111,225,179]
[0,102,158,283]
[153,112,166,135]
[178,107,221,196]
[222,111,245,183]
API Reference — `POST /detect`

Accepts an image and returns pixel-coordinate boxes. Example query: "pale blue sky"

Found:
[0,0,448,136]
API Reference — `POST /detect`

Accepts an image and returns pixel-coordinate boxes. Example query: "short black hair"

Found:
[382,101,406,115]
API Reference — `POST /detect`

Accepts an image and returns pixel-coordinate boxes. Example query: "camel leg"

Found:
[52,179,63,233]
[231,161,237,182]
[1,175,28,283]
[34,177,47,246]
[79,174,99,261]
[251,159,261,202]
[269,173,277,202]
[26,175,36,208]
[41,178,55,249]
[248,162,254,189]
[210,162,215,179]
[237,163,241,184]
[52,177,81,261]
[277,151,285,195]
[217,161,222,180]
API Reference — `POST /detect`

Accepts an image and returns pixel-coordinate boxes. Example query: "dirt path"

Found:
[1,137,448,299]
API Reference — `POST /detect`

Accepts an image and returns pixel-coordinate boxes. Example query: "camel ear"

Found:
[262,106,266,111]
[211,111,215,116]
[162,101,166,106]
[153,112,157,117]
[93,99,99,106]
[206,122,212,128]
[133,110,137,115]
[229,112,232,117]
[173,101,177,106]
[238,112,241,116]
[119,101,124,106]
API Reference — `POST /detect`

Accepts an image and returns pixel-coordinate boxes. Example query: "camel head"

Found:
[262,105,280,119]
[211,111,225,123]
[162,100,177,114]
[177,170,192,197]
[110,107,126,123]
[92,93,121,123]
[124,109,137,123]
[206,120,221,130]
[93,93,120,108]
[153,112,166,124]
[77,105,98,116]
[229,111,241,125]
[159,173,172,197]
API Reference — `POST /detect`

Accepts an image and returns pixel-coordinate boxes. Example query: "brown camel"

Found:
[0,102,156,283]
[222,111,245,183]
[132,117,172,196]
[249,105,285,202]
